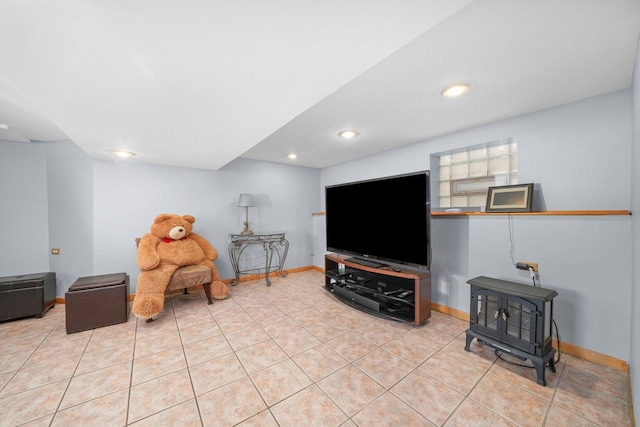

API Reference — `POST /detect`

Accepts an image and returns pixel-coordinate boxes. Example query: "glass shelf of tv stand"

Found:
[328,274,415,322]
[326,269,416,305]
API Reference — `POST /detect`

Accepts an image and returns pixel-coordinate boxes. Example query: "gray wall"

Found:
[319,89,633,363]
[91,157,320,289]
[0,146,320,294]
[45,140,94,292]
[0,141,50,273]
[631,35,640,424]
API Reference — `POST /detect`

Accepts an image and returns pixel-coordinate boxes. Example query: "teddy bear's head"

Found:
[150,214,195,241]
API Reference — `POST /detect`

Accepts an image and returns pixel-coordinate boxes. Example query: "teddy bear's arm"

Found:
[137,233,162,270]
[189,232,218,260]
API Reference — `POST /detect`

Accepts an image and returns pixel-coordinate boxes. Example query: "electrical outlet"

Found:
[51,248,60,255]
[516,261,538,272]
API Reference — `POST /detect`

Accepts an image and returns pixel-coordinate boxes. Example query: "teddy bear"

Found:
[132,213,230,320]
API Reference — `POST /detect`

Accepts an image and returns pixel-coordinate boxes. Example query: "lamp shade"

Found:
[238,193,253,207]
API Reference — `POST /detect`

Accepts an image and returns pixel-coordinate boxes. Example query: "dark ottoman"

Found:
[65,272,129,334]
[0,272,56,322]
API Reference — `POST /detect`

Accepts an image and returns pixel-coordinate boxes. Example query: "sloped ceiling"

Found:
[1,0,639,170]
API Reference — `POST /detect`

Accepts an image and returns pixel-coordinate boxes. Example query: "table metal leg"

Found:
[228,242,241,286]
[277,238,289,278]
[263,242,274,286]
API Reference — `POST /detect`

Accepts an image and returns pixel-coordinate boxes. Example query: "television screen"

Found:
[325,171,430,270]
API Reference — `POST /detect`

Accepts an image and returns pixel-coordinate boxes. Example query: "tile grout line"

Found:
[440,338,505,427]
[49,320,94,426]
[540,356,567,427]
[124,308,138,427]
[236,289,315,425]
[176,293,212,427]
[0,314,65,398]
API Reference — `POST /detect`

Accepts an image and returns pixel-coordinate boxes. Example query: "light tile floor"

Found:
[0,270,632,426]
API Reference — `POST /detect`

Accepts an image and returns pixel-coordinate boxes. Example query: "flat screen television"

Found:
[325,171,431,270]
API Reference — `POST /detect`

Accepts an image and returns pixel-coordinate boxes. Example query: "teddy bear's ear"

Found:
[183,215,195,224]
[153,214,173,224]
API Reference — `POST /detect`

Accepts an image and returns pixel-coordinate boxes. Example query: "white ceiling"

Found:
[1,0,639,170]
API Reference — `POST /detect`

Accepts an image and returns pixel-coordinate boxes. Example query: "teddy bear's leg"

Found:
[132,264,178,320]
[200,260,230,300]
[210,281,230,300]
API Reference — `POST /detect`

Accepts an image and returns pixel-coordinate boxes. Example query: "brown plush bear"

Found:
[132,213,230,320]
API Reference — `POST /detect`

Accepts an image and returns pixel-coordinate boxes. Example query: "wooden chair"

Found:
[135,238,214,305]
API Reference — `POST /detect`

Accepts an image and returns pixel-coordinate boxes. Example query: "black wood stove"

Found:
[465,276,558,386]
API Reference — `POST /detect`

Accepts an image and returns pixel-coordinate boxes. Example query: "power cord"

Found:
[503,211,561,369]
[509,215,540,288]
[508,214,516,266]
[494,350,536,369]
[529,266,537,287]
[495,319,561,368]
[553,318,561,364]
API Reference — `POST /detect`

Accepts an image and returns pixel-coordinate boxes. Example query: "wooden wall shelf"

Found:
[432,210,631,217]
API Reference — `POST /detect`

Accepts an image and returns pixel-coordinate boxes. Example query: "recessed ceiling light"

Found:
[441,83,470,98]
[338,129,359,139]
[111,150,135,158]
[0,124,8,130]
[287,153,298,160]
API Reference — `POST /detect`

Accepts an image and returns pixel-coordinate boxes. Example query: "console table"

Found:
[228,232,289,286]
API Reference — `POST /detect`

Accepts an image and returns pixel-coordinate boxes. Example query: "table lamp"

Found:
[238,193,254,235]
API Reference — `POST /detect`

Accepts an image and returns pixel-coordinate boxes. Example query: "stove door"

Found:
[470,287,501,341]
[501,295,538,354]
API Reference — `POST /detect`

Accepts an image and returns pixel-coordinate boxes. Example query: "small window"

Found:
[435,139,518,208]
[450,176,502,196]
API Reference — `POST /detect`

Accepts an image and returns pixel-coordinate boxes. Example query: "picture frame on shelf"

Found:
[485,183,534,212]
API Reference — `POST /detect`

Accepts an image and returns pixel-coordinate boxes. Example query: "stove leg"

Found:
[464,332,474,352]
[534,360,547,386]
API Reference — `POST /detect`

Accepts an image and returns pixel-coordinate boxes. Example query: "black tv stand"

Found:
[346,257,385,269]
[325,254,431,324]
